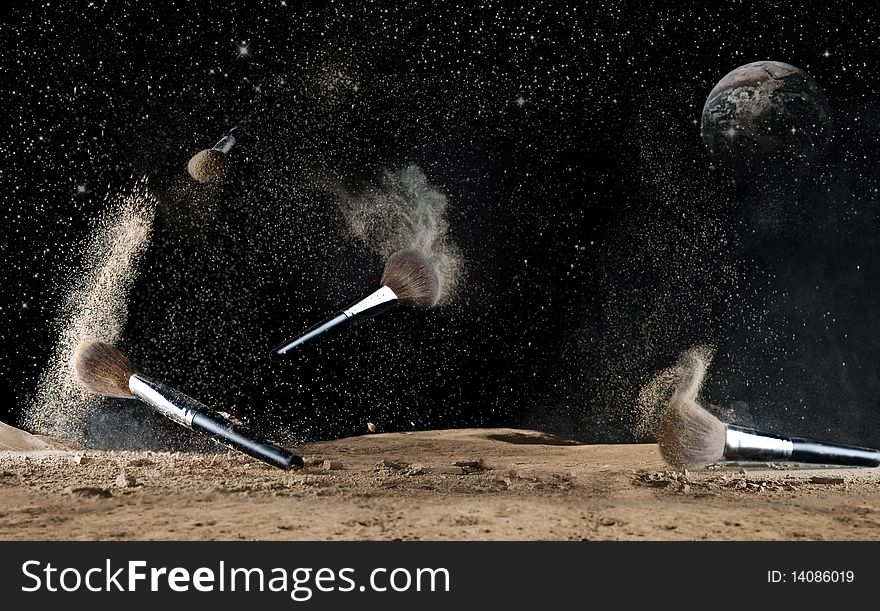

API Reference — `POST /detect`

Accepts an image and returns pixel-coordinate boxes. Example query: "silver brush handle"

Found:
[212,135,236,154]
[211,118,247,153]
[129,374,199,428]
[724,425,793,461]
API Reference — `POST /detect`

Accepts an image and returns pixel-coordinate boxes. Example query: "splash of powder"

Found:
[635,345,714,439]
[340,165,462,304]
[23,180,156,440]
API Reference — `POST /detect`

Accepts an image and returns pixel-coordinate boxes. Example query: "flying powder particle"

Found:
[340,165,463,305]
[23,179,157,440]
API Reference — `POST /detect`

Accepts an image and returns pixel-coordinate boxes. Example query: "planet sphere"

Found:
[701,61,831,170]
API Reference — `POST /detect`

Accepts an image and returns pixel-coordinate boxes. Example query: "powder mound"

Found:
[0,420,52,451]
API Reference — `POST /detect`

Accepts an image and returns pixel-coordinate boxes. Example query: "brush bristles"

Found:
[187,149,227,183]
[657,393,727,469]
[71,339,138,398]
[380,249,440,308]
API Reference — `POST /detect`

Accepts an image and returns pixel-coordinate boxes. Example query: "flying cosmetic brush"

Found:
[187,118,248,184]
[271,248,440,360]
[72,339,302,470]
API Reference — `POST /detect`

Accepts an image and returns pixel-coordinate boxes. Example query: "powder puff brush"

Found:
[187,118,247,183]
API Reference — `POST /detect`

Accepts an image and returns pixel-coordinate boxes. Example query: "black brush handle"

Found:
[271,312,351,360]
[724,424,880,466]
[191,410,303,470]
[789,437,880,467]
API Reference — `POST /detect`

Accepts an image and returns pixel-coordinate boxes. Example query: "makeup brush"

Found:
[187,119,247,184]
[657,394,880,470]
[72,339,302,470]
[271,248,440,360]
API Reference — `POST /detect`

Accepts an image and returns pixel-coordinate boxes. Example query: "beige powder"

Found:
[23,180,156,440]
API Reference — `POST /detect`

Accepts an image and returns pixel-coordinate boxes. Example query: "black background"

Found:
[2,1,880,449]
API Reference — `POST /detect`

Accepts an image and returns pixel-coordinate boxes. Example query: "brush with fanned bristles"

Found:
[380,249,440,308]
[72,339,302,470]
[271,248,441,360]
[657,387,880,470]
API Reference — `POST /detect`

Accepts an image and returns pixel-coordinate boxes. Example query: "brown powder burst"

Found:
[23,180,156,439]
[635,345,715,440]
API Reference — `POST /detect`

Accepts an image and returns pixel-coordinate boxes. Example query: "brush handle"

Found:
[129,374,303,470]
[789,437,880,467]
[190,410,303,470]
[271,312,352,360]
[271,286,399,361]
[724,424,880,467]
[212,135,236,154]
[211,118,248,153]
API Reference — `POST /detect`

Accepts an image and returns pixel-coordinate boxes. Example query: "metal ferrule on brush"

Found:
[343,285,399,321]
[128,374,202,428]
[212,135,236,154]
[723,424,793,462]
